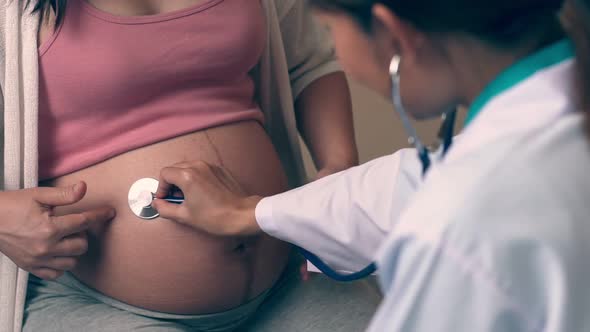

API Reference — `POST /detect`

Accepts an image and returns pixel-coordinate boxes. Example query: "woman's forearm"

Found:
[295,72,359,176]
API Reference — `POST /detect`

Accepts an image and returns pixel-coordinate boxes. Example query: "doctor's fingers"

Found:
[151,199,190,224]
[51,207,116,239]
[209,165,246,196]
[168,161,193,169]
[169,160,222,170]
[155,166,189,198]
[157,163,217,197]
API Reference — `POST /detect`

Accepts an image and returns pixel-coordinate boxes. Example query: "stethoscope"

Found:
[128,177,184,220]
[126,55,457,281]
[299,56,457,281]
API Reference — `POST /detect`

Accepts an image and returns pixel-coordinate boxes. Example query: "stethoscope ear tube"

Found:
[439,109,457,155]
[389,56,431,174]
[390,55,456,175]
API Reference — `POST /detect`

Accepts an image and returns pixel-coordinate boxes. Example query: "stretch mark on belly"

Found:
[204,129,225,167]
[204,129,259,300]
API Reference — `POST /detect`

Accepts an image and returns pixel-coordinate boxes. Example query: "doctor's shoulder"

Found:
[458,115,590,327]
[382,117,590,329]
[393,115,589,255]
[415,112,590,242]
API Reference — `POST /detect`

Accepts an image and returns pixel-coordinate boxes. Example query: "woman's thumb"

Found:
[34,182,86,206]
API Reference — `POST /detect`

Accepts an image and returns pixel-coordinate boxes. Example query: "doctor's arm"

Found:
[153,148,422,272]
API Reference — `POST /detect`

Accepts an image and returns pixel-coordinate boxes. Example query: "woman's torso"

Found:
[38,0,292,314]
[38,0,266,180]
[44,123,292,314]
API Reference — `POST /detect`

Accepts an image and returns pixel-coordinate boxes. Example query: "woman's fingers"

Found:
[33,182,87,207]
[44,256,78,271]
[52,233,89,257]
[31,268,64,281]
[52,207,116,239]
[31,230,91,280]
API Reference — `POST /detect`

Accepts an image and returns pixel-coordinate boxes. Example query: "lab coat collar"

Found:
[445,54,576,164]
[464,39,574,126]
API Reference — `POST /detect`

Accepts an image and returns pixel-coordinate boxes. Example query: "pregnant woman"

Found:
[0,0,380,331]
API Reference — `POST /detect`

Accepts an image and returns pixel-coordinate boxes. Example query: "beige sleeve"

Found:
[277,0,343,100]
[0,86,4,189]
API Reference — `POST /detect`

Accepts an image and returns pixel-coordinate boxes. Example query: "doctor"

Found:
[153,0,590,330]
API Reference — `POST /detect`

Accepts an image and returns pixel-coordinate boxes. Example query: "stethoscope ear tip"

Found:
[389,55,401,75]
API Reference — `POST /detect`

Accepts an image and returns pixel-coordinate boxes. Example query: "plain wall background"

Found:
[302,79,465,176]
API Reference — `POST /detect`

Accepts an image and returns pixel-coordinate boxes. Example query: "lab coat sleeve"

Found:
[255,148,422,271]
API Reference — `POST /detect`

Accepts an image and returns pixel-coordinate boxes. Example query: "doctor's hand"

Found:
[0,182,116,280]
[152,161,263,237]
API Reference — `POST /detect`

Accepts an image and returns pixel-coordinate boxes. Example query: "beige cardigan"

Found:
[0,0,340,330]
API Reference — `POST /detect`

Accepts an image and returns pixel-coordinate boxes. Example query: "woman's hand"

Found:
[0,182,116,280]
[152,161,262,237]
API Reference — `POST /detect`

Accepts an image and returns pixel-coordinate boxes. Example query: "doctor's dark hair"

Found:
[310,0,590,133]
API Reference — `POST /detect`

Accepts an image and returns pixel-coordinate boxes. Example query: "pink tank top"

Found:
[38,0,266,180]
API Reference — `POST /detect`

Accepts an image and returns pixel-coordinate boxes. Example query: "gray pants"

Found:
[24,261,381,331]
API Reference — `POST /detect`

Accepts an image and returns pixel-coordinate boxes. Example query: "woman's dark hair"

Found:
[26,0,67,26]
[310,0,590,133]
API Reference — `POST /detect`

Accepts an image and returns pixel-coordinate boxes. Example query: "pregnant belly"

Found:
[41,121,292,314]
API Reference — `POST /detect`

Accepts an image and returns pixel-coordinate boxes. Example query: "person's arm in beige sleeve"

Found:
[279,0,359,178]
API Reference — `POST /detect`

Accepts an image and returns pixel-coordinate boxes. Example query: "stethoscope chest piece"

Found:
[128,178,160,220]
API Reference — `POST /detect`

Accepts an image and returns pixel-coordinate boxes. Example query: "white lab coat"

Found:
[255,56,590,330]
